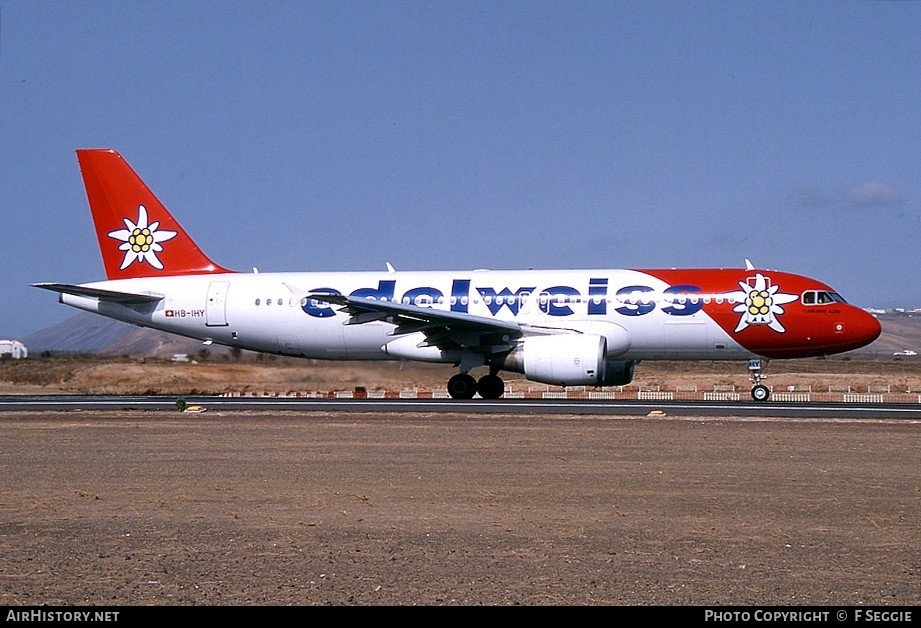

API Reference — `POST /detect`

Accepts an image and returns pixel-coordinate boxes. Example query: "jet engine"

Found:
[601,358,635,386]
[502,334,636,387]
[383,332,461,363]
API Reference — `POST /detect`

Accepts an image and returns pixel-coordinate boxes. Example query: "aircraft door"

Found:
[206,281,230,326]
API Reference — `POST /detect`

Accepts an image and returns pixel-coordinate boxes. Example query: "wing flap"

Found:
[307,292,527,352]
[309,293,520,332]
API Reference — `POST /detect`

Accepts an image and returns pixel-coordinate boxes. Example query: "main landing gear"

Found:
[748,358,770,402]
[447,371,505,399]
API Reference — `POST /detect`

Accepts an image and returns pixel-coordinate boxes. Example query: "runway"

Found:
[1,394,919,420]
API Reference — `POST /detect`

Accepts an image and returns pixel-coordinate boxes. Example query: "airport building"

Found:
[0,340,28,359]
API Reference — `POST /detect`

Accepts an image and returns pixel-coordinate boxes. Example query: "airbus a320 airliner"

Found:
[35,149,881,401]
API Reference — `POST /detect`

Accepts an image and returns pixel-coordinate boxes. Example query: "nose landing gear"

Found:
[749,358,770,402]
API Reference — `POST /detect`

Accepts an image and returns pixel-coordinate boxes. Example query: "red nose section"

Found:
[844,308,883,352]
[757,306,882,359]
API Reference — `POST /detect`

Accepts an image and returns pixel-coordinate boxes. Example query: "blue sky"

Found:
[2,1,919,339]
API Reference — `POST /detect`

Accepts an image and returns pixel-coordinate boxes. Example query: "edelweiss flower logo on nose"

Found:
[107,205,177,270]
[726,273,798,333]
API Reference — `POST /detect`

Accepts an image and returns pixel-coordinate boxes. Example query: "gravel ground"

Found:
[0,410,919,606]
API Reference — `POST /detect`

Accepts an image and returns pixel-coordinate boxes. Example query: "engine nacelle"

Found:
[601,359,635,386]
[502,334,634,387]
[561,321,631,356]
[383,332,462,364]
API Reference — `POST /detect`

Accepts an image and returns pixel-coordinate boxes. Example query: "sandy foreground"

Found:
[0,409,918,606]
[0,357,919,606]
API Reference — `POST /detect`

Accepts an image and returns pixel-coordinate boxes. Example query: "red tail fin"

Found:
[76,149,233,279]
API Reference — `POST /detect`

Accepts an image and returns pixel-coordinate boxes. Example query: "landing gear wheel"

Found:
[751,384,770,402]
[447,373,477,399]
[748,358,770,402]
[477,374,505,399]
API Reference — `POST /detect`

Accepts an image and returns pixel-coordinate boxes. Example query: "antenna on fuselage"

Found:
[744,259,755,271]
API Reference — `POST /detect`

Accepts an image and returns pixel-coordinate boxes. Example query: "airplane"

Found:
[34,149,882,402]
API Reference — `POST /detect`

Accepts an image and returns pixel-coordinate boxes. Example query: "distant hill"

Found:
[865,312,921,357]
[22,313,135,354]
[22,312,214,357]
[17,310,921,359]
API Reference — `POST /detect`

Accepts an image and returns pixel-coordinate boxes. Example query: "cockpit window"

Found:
[802,290,847,305]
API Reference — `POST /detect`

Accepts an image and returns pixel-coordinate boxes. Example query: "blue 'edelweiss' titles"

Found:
[303,279,710,319]
[302,274,799,335]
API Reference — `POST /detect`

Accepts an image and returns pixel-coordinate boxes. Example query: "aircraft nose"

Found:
[849,308,882,349]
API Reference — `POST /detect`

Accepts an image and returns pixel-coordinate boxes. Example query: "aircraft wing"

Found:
[32,283,164,305]
[307,292,544,352]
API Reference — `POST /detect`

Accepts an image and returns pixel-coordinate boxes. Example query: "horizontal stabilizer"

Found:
[32,283,164,304]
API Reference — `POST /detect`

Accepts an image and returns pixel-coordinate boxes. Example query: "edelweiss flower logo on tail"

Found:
[726,273,798,333]
[107,205,177,270]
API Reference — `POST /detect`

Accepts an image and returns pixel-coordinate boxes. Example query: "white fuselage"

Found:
[62,269,753,362]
